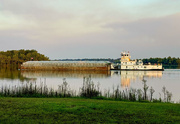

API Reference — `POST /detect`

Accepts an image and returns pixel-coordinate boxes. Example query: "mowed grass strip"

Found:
[0,97,180,124]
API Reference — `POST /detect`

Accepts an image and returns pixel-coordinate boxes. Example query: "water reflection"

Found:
[112,71,163,88]
[0,68,179,102]
[0,69,163,85]
[0,68,29,81]
[21,70,111,79]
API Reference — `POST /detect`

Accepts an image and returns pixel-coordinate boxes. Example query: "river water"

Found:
[0,69,180,102]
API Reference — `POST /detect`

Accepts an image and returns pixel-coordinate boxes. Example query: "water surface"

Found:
[0,69,179,102]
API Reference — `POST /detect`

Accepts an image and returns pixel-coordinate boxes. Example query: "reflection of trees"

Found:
[120,71,163,88]
[0,68,35,82]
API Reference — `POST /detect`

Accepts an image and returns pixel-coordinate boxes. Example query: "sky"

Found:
[0,0,180,60]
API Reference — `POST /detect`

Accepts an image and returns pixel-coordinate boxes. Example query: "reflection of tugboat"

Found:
[120,71,163,88]
[120,51,164,71]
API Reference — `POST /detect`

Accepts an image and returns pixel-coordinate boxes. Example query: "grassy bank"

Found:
[0,97,180,123]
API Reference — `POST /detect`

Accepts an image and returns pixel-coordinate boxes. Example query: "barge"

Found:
[21,61,111,71]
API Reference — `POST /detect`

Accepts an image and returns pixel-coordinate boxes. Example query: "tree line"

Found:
[59,58,120,63]
[142,57,180,66]
[59,57,180,66]
[0,49,49,68]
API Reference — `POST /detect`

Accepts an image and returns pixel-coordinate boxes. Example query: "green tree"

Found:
[0,49,49,67]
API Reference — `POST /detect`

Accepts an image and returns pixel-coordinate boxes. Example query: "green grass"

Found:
[0,97,180,124]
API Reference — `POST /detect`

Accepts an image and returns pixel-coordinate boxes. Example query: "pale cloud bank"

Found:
[0,0,180,59]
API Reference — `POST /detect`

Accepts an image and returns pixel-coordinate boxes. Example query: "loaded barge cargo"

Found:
[21,61,111,71]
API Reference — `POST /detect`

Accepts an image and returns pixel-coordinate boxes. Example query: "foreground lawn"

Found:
[0,98,180,123]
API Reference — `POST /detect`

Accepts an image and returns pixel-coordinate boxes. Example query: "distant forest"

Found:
[142,57,180,66]
[59,58,120,63]
[59,57,180,66]
[0,49,49,68]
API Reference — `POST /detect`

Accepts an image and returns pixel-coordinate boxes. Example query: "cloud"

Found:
[102,13,180,58]
[0,0,180,59]
[105,13,180,44]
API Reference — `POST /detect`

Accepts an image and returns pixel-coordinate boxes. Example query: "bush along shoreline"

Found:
[0,76,174,103]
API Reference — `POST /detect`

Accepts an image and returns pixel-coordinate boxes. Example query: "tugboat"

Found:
[120,51,164,71]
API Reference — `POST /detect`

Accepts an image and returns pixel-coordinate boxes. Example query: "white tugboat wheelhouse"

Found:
[120,51,164,71]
